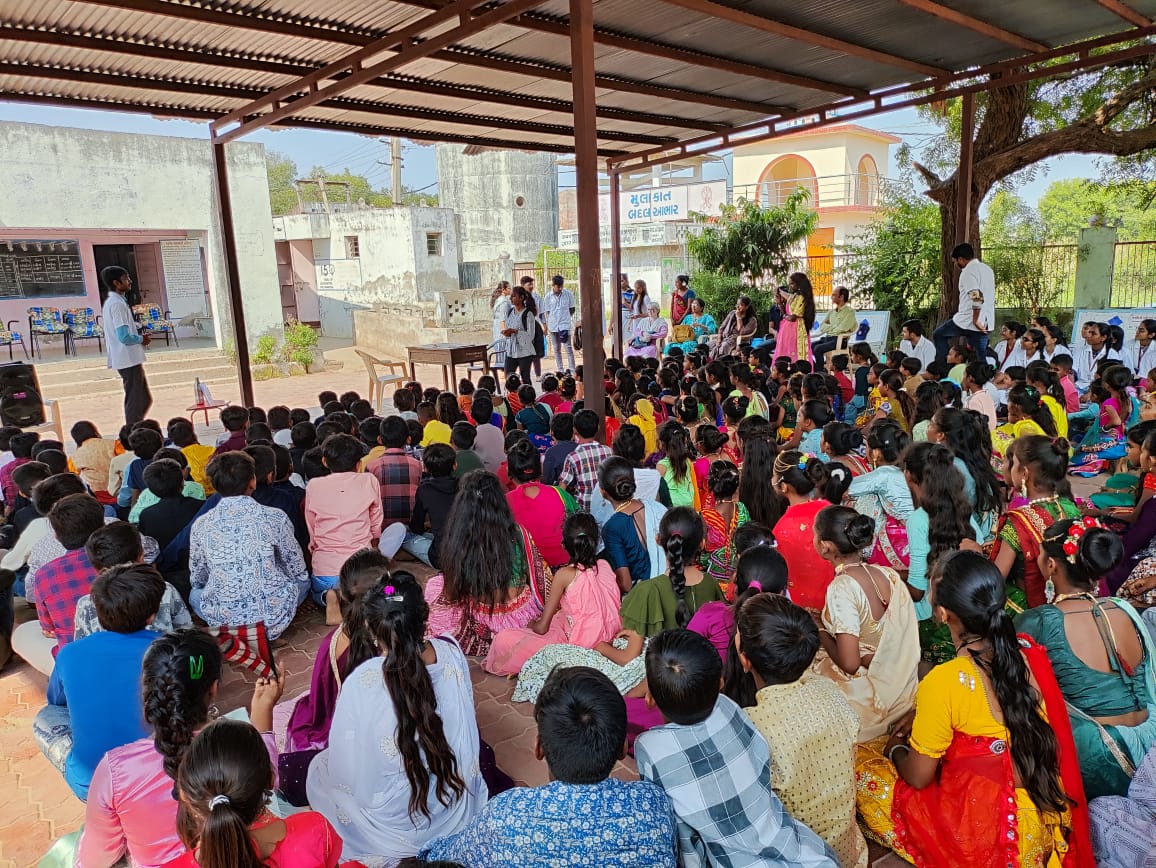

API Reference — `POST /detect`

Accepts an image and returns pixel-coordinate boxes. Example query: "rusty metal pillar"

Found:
[570,0,605,424]
[955,92,975,247]
[610,168,624,361]
[211,138,255,407]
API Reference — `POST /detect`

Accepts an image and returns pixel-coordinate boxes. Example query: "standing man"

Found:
[542,274,576,374]
[811,285,856,362]
[100,266,152,425]
[932,243,994,364]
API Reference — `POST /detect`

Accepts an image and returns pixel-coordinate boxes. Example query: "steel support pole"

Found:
[211,139,255,407]
[570,0,605,425]
[610,168,624,361]
[955,91,975,247]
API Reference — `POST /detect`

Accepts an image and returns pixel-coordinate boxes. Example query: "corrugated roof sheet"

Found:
[0,0,1153,157]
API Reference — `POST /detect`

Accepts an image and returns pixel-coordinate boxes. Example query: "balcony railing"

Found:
[732,173,892,210]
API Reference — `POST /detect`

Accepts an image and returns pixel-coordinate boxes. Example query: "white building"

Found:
[0,121,282,347]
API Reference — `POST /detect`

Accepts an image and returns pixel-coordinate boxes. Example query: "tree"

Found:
[266,151,299,216]
[909,55,1156,319]
[265,151,439,215]
[843,181,942,325]
[981,190,1070,315]
[1037,178,1156,242]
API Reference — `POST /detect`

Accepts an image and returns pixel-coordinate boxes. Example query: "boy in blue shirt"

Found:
[33,563,163,800]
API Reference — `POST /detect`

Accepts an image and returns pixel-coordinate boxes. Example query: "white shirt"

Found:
[952,259,996,332]
[1125,340,1156,379]
[1074,343,1122,392]
[898,336,936,371]
[999,345,1043,372]
[542,288,575,333]
[102,291,145,371]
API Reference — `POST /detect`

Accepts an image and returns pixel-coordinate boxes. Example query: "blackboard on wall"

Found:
[0,240,85,299]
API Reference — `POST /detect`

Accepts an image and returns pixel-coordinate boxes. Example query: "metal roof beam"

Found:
[0,62,676,144]
[1097,0,1152,26]
[0,26,727,132]
[0,89,628,157]
[654,0,946,77]
[895,0,1048,51]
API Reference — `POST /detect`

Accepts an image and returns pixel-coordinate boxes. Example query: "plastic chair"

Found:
[62,307,104,354]
[465,342,506,393]
[132,303,179,347]
[0,321,28,360]
[27,307,68,358]
[355,349,408,414]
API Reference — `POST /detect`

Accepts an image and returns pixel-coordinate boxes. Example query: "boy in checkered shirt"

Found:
[634,629,838,868]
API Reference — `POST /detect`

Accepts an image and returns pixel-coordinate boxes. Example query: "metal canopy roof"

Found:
[2,0,1155,162]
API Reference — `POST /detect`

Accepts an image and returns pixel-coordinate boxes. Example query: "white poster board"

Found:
[1070,308,1156,351]
[159,239,208,320]
[595,180,727,226]
[315,258,363,292]
[810,309,891,353]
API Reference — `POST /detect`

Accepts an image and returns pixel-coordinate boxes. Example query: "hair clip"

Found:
[1061,517,1101,563]
[798,454,812,470]
[749,580,763,592]
[382,584,404,602]
[189,655,204,681]
[669,532,683,540]
[208,794,230,811]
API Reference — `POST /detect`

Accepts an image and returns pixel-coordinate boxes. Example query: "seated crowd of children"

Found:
[7,312,1156,868]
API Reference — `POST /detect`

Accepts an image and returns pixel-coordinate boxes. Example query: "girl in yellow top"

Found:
[855,551,1093,867]
[867,370,915,434]
[992,383,1057,459]
[1027,363,1069,439]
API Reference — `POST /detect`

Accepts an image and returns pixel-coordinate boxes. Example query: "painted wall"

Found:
[0,121,282,347]
[436,145,559,263]
[272,207,462,338]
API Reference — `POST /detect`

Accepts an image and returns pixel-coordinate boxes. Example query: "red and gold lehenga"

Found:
[855,637,1094,867]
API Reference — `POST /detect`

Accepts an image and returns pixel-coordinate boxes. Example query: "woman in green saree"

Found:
[1016,517,1156,799]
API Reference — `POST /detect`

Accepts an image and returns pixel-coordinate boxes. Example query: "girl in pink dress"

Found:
[165,719,358,868]
[485,513,622,676]
[775,273,816,364]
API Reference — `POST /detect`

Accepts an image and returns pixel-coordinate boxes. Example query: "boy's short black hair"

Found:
[86,520,144,570]
[302,446,329,480]
[900,357,922,376]
[289,407,311,426]
[267,405,291,430]
[392,387,415,412]
[416,401,436,421]
[31,439,64,460]
[315,420,341,444]
[1051,353,1074,371]
[129,428,163,461]
[49,493,106,551]
[736,594,820,685]
[534,666,626,784]
[458,378,475,396]
[36,449,68,476]
[244,444,276,482]
[423,442,456,477]
[290,421,317,449]
[318,390,338,406]
[322,433,364,473]
[271,444,292,480]
[926,360,950,380]
[0,426,21,451]
[245,422,273,444]
[541,374,559,393]
[219,405,249,432]
[133,419,162,434]
[644,629,722,725]
[31,472,86,516]
[450,421,476,450]
[12,461,50,497]
[70,420,99,446]
[405,419,424,446]
[325,412,354,435]
[207,451,256,496]
[339,390,361,409]
[550,412,574,441]
[10,431,40,459]
[359,417,382,445]
[380,416,409,449]
[349,399,374,421]
[154,447,188,469]
[573,409,600,439]
[470,395,494,425]
[247,406,267,425]
[143,458,185,499]
[91,564,165,633]
[323,400,345,417]
[167,419,198,448]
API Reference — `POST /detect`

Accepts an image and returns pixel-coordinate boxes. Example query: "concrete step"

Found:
[28,350,238,400]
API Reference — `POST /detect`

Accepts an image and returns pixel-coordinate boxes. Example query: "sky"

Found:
[0,101,1103,207]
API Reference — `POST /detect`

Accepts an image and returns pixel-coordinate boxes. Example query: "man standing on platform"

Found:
[542,274,576,374]
[101,266,152,425]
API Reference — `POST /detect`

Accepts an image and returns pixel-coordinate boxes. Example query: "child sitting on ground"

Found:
[450,421,485,477]
[167,419,216,495]
[418,401,451,447]
[128,448,204,523]
[634,629,838,867]
[169,719,343,868]
[69,421,117,506]
[118,427,163,509]
[0,460,50,551]
[213,404,249,454]
[2,471,83,580]
[137,458,205,552]
[189,452,308,639]
[398,443,459,569]
[542,412,577,486]
[421,666,676,867]
[73,521,192,636]
[736,593,867,867]
[457,378,475,416]
[0,431,39,513]
[34,563,163,800]
[12,493,106,674]
[304,433,383,620]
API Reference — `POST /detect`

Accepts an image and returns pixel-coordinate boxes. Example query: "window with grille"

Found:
[426,233,443,256]
[344,235,360,258]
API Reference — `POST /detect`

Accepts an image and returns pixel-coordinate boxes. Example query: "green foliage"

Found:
[265,150,438,216]
[688,271,749,323]
[282,320,319,368]
[686,188,817,286]
[535,247,579,279]
[1037,178,1156,242]
[266,152,299,217]
[981,190,1070,314]
[843,184,942,325]
[253,334,279,366]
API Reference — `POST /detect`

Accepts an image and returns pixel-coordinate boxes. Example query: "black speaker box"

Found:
[0,362,44,428]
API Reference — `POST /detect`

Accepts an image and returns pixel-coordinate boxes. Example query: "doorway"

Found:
[91,244,138,306]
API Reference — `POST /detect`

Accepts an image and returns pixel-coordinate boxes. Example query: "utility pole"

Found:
[391,137,404,205]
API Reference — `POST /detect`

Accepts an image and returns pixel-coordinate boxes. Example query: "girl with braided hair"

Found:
[619,506,724,637]
[307,573,487,863]
[77,627,284,867]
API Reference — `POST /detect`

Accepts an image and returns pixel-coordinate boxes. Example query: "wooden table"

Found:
[407,342,488,391]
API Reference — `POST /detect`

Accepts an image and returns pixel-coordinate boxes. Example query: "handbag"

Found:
[672,323,694,343]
